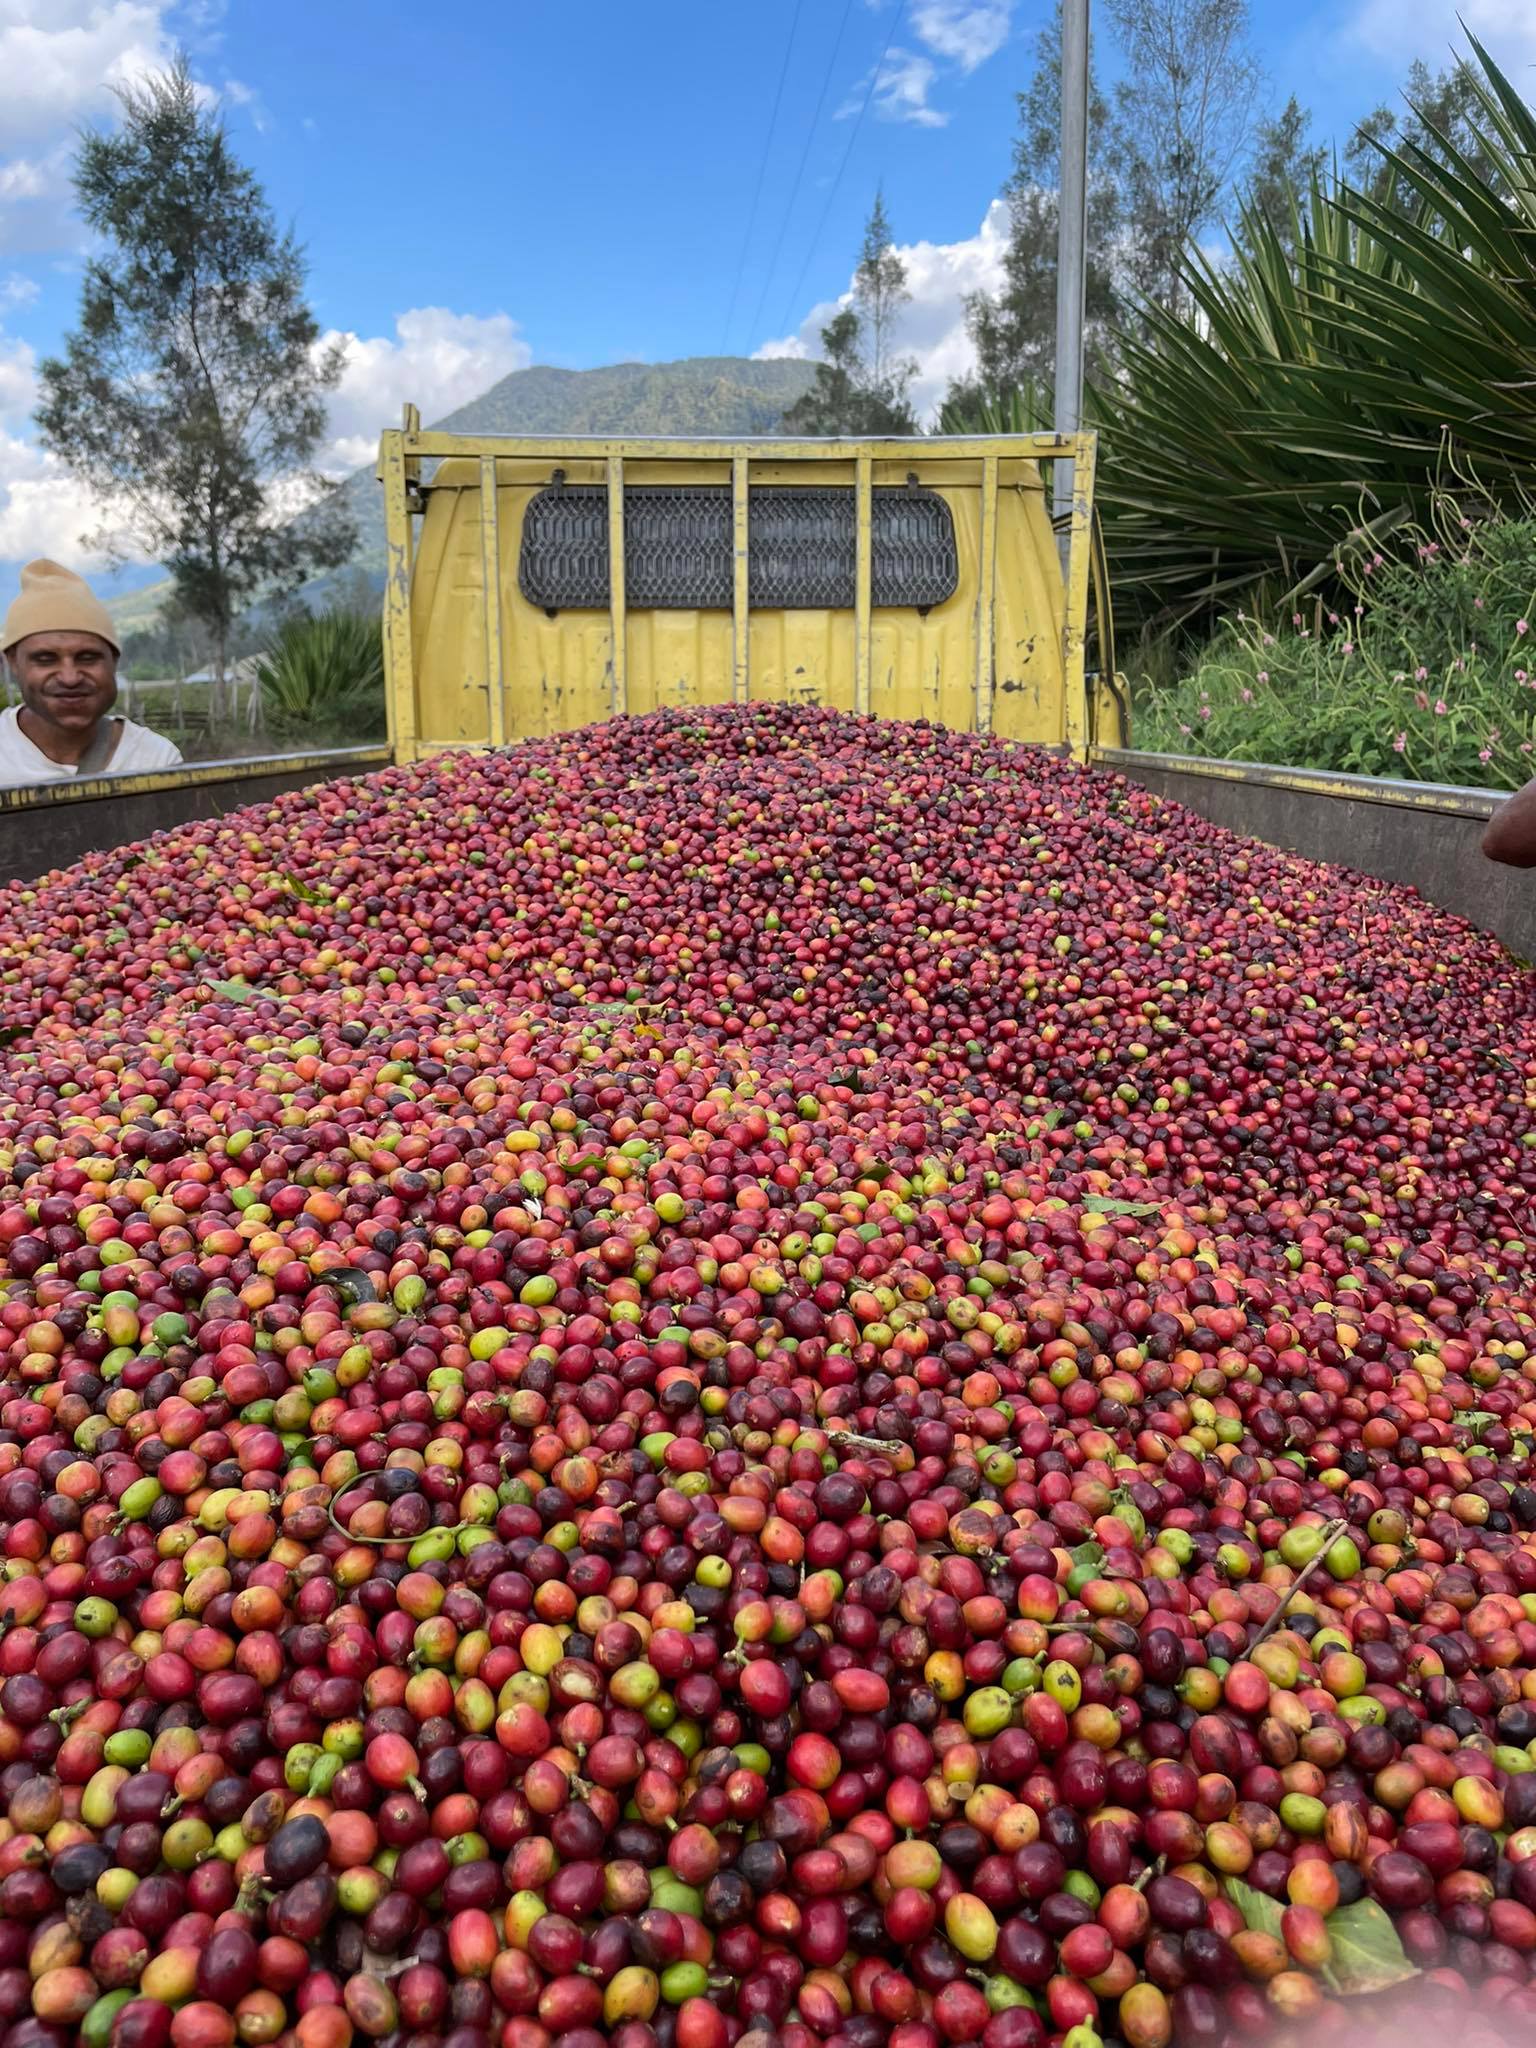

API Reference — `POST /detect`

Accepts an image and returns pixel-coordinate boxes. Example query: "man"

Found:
[1483,776,1536,867]
[0,558,182,787]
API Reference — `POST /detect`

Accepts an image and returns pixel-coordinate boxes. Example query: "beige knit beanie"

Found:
[3,559,120,655]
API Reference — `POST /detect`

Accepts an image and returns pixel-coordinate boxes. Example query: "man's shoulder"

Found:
[0,704,39,760]
[118,719,184,768]
[0,705,67,785]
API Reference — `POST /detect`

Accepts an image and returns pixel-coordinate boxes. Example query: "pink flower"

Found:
[1291,613,1303,626]
[1518,669,1531,685]
[1523,742,1532,755]
[1414,667,1428,680]
[1240,688,1253,704]
[1479,748,1493,763]
[1328,612,1339,625]
[1475,597,1484,610]
[1342,642,1354,656]
[1198,704,1213,719]
[1434,699,1448,715]
[1257,671,1269,684]
[1520,620,1530,635]
[1178,724,1193,737]
[1414,691,1428,710]
[1393,732,1407,753]
[1262,633,1274,646]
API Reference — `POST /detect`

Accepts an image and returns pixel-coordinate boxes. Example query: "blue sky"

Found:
[0,0,1517,595]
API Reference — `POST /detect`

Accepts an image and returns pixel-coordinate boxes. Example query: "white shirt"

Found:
[0,705,183,787]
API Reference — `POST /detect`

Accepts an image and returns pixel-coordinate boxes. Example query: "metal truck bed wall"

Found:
[0,748,392,888]
[377,425,1119,759]
[1094,749,1531,963]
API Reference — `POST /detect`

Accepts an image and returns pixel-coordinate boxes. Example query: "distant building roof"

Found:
[183,657,261,684]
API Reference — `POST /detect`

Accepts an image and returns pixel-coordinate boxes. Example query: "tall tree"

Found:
[1108,0,1262,320]
[953,0,1274,406]
[951,3,1124,409]
[1348,57,1508,207]
[1244,96,1326,253]
[36,58,353,701]
[856,189,909,391]
[783,194,918,434]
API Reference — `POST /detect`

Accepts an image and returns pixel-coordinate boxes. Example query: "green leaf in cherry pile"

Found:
[1222,1877,1284,1943]
[207,979,281,1005]
[1317,1899,1418,1996]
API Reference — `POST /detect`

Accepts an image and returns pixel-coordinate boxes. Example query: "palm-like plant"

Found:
[255,611,386,743]
[936,385,1054,437]
[951,40,1536,636]
[1103,38,1536,629]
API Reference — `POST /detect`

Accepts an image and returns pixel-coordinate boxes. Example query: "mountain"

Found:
[437,356,820,437]
[320,355,821,592]
[110,355,820,635]
[110,580,181,637]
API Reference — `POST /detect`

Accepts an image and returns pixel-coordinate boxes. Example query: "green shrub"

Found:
[1132,508,1536,790]
[256,610,385,744]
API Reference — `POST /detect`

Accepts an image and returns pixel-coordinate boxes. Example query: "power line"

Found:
[778,0,907,338]
[720,0,805,356]
[745,0,857,352]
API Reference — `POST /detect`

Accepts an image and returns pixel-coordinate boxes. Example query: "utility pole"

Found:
[1054,0,1090,526]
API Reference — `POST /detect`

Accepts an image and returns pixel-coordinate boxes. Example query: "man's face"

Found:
[5,632,118,733]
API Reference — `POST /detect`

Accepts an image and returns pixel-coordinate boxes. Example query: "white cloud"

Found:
[316,307,532,476]
[841,1,1013,122]
[910,1,1014,71]
[0,142,82,255]
[0,154,52,202]
[0,2,185,256]
[1350,0,1536,71]
[0,272,36,307]
[755,201,1010,421]
[0,430,134,569]
[0,2,175,153]
[220,76,268,132]
[0,330,34,423]
[0,329,133,568]
[754,333,811,363]
[841,47,950,126]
